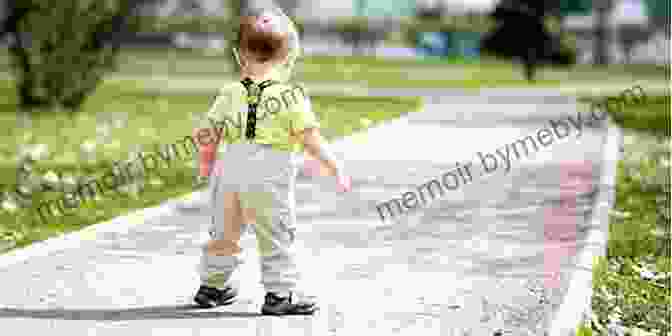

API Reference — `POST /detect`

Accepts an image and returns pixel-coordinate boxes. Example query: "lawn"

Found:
[3,48,666,89]
[0,79,422,252]
[110,50,564,88]
[597,95,669,136]
[580,94,671,336]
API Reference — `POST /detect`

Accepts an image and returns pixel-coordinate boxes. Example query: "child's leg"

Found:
[241,188,299,295]
[198,191,245,290]
[241,185,318,315]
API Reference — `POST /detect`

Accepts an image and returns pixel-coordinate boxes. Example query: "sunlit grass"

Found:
[590,95,670,336]
[0,80,422,252]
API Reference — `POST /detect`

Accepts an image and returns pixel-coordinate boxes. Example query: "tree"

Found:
[0,0,156,111]
[480,0,575,81]
[617,24,652,64]
[351,0,366,55]
[593,0,614,65]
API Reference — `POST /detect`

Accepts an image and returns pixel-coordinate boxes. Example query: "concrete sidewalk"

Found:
[0,89,618,335]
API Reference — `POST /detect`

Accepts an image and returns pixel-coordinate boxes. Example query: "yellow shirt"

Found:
[206,79,320,154]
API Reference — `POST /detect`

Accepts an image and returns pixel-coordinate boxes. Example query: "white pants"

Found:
[198,143,302,293]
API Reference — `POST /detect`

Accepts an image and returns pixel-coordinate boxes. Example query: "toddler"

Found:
[193,5,350,315]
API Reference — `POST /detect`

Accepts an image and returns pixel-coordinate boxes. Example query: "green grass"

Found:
[611,96,670,137]
[4,48,666,89]
[295,66,563,88]
[0,80,422,252]
[578,95,671,137]
[299,54,512,69]
[110,50,564,88]
[589,95,670,335]
[112,50,666,88]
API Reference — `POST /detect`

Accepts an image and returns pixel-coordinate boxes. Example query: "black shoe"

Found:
[194,285,237,308]
[261,292,318,316]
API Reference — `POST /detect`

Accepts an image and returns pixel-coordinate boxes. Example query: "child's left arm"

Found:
[301,128,351,192]
[301,128,340,176]
[289,90,351,191]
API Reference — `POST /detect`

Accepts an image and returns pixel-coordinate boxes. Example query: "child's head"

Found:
[233,6,300,81]
[238,14,289,65]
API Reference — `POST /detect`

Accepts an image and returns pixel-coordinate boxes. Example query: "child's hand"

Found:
[211,159,225,178]
[303,156,323,176]
[195,128,217,176]
[199,151,217,177]
[302,155,351,192]
[336,174,352,193]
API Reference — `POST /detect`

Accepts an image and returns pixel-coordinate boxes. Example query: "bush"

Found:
[5,0,152,111]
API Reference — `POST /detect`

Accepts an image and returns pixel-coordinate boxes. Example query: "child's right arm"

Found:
[194,127,217,177]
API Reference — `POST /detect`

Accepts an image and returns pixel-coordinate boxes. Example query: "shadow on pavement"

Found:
[0,305,262,321]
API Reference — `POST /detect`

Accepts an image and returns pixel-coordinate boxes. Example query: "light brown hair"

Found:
[238,15,289,63]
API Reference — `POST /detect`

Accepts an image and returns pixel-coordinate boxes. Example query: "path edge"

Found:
[547,117,623,336]
[0,103,420,271]
[0,198,179,270]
